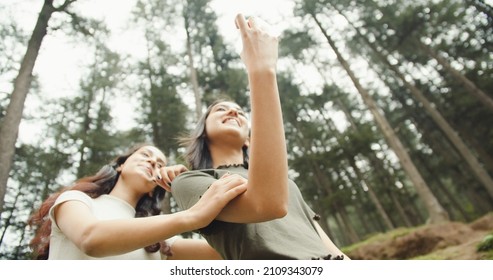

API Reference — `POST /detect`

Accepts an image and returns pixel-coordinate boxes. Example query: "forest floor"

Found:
[343,212,493,260]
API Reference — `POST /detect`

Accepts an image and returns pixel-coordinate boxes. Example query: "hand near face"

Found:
[156,164,188,192]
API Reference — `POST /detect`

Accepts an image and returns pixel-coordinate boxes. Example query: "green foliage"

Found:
[477,233,493,252]
[201,67,249,109]
[279,30,317,60]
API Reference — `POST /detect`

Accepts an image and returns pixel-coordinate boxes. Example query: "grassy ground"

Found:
[342,213,493,260]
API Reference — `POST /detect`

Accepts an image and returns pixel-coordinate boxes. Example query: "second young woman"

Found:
[29,144,246,260]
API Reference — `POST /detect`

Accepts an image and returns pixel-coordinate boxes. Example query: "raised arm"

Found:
[172,15,288,224]
[218,14,288,222]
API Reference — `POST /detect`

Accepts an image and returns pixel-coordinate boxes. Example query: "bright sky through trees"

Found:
[3,0,295,143]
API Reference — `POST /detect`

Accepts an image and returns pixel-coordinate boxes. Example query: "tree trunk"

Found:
[333,1,493,200]
[396,64,493,200]
[399,184,427,225]
[455,125,493,175]
[309,12,449,224]
[418,41,493,113]
[351,159,395,230]
[323,108,396,231]
[353,201,373,234]
[338,205,360,243]
[334,96,411,229]
[0,0,56,214]
[0,194,18,246]
[290,120,354,243]
[76,90,94,178]
[183,10,202,120]
[386,189,413,227]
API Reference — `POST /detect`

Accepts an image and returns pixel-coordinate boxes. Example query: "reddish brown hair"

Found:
[28,144,166,259]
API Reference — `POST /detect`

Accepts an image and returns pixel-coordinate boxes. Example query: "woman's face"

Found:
[205,101,249,146]
[119,146,167,192]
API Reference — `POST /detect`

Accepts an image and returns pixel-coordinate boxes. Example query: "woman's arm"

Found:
[54,200,201,257]
[54,176,246,258]
[215,14,288,222]
[166,239,222,260]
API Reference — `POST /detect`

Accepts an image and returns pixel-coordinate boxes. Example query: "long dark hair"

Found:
[28,143,166,259]
[179,99,249,170]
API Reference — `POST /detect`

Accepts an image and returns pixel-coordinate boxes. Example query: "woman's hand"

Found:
[235,13,278,75]
[188,173,248,229]
[157,164,188,192]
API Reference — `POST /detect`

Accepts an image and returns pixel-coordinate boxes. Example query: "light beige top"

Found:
[49,190,177,260]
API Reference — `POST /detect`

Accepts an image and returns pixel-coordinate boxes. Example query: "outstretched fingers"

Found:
[234,13,278,74]
[247,16,258,30]
[235,13,248,33]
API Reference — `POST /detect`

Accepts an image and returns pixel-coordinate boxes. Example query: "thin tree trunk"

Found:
[456,125,493,175]
[309,12,449,224]
[76,86,95,178]
[332,211,351,245]
[353,201,373,234]
[0,0,56,214]
[399,184,427,225]
[322,106,396,231]
[395,64,493,200]
[0,192,19,246]
[353,161,395,230]
[317,61,415,230]
[338,205,360,243]
[290,120,353,243]
[183,9,202,120]
[333,1,493,200]
[418,41,493,112]
[386,189,413,227]
[13,221,28,259]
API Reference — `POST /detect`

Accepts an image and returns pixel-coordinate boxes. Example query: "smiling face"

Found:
[118,146,167,193]
[205,101,250,148]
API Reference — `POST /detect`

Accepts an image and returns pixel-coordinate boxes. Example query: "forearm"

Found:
[213,71,288,222]
[247,70,288,216]
[86,173,249,256]
[167,239,222,260]
[78,211,196,257]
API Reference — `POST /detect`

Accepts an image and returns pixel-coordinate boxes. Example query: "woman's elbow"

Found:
[271,202,288,218]
[79,238,103,257]
[274,186,289,217]
[79,243,101,257]
[265,186,289,218]
[77,227,106,257]
[260,199,288,220]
